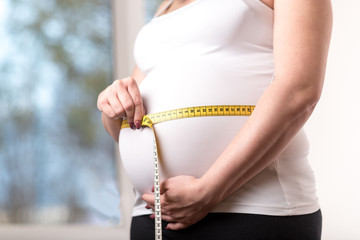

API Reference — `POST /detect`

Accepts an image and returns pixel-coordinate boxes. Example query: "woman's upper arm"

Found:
[273,0,332,99]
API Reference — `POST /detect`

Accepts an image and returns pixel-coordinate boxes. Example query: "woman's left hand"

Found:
[142,175,216,230]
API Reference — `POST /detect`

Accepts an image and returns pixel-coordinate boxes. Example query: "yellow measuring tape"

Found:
[121,105,255,129]
[121,105,255,239]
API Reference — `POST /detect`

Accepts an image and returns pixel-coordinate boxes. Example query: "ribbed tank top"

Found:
[119,0,320,217]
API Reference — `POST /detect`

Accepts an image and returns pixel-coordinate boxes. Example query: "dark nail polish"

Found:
[135,120,141,129]
[145,205,150,209]
[129,122,136,130]
[151,186,154,192]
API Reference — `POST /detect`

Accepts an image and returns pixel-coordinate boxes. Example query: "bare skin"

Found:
[97,67,145,142]
[97,0,333,231]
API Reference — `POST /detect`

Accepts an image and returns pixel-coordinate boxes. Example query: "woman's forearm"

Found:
[200,80,319,206]
[102,113,122,142]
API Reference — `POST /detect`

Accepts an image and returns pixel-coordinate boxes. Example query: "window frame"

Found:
[0,1,144,239]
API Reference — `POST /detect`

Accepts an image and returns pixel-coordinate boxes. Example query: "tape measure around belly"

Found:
[121,105,255,129]
[120,105,255,239]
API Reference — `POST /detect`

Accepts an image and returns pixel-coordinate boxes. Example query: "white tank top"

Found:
[119,0,320,216]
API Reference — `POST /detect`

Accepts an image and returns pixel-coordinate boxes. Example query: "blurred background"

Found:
[0,0,160,239]
[0,0,359,240]
[0,0,118,226]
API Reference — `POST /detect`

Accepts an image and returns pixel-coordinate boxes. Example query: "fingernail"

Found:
[135,120,141,129]
[166,226,170,230]
[151,186,154,192]
[129,122,136,130]
[145,205,150,209]
[150,214,155,219]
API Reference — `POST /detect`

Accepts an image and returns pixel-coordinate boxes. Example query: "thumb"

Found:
[166,222,188,231]
[159,180,168,194]
[142,193,154,205]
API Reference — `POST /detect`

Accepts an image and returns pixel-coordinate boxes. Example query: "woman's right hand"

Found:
[97,77,145,129]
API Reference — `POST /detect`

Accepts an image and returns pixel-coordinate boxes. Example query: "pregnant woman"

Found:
[97,0,332,239]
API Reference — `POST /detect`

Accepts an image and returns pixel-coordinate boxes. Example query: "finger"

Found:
[145,203,154,210]
[106,88,126,119]
[127,78,144,129]
[166,222,188,231]
[114,79,136,124]
[161,214,176,223]
[159,180,168,194]
[101,102,118,119]
[160,194,169,208]
[97,90,105,111]
[97,91,118,119]
[142,193,154,206]
[97,89,116,116]
[160,206,174,216]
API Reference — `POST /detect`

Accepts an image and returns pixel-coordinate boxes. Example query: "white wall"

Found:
[305,1,360,239]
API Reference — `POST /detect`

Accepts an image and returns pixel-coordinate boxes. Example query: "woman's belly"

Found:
[119,57,272,194]
[119,116,247,194]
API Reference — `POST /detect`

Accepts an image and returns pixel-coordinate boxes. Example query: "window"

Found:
[0,0,161,239]
[0,0,118,226]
